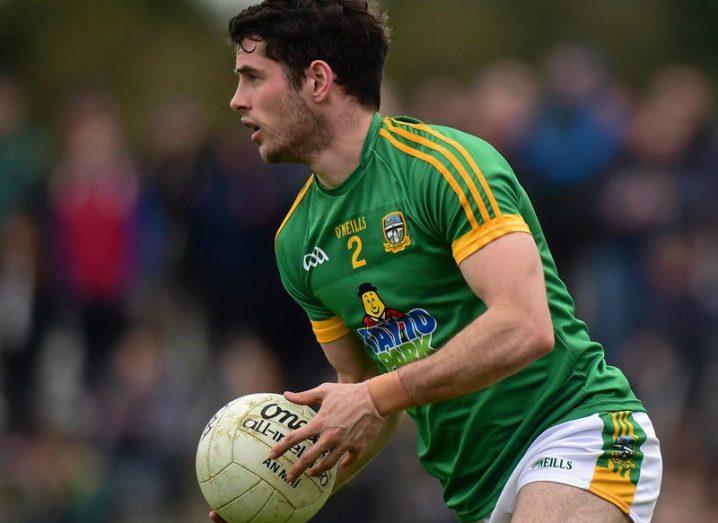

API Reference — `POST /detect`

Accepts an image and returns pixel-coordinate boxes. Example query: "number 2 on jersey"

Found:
[347,235,367,269]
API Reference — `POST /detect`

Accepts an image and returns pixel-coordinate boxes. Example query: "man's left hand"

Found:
[269,382,384,482]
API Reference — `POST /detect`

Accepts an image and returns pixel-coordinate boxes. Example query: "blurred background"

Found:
[0,0,717,521]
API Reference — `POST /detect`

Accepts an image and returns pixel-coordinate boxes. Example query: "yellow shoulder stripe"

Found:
[384,118,490,223]
[311,316,350,344]
[275,176,314,242]
[451,214,530,264]
[398,120,502,218]
[379,128,480,230]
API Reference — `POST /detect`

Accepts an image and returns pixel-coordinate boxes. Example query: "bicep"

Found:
[321,333,378,384]
[459,232,547,314]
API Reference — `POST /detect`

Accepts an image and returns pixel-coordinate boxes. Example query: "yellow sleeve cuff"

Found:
[310,316,350,343]
[451,214,531,264]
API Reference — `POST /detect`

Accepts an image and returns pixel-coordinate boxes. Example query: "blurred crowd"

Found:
[1,42,717,522]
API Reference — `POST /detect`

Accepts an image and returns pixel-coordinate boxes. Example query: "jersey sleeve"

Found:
[386,119,531,264]
[275,235,349,344]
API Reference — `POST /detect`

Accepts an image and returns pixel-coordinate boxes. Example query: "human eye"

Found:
[238,70,260,85]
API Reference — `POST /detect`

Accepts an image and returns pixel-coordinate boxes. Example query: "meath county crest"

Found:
[609,435,636,476]
[382,211,411,253]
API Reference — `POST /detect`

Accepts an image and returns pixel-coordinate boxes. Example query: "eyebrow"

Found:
[234,65,260,76]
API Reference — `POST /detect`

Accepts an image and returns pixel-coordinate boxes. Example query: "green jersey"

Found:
[275,113,644,521]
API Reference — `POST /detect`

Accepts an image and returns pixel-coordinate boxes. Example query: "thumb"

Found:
[284,385,327,406]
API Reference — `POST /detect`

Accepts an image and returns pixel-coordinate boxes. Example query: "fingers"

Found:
[309,446,349,477]
[285,431,335,482]
[340,449,358,469]
[209,511,226,523]
[270,418,321,459]
[284,384,329,406]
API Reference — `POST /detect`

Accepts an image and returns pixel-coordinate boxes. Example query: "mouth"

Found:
[242,119,261,142]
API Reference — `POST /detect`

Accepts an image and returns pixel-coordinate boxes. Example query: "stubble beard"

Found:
[262,89,332,165]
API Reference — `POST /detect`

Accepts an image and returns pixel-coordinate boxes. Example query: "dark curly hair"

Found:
[228,0,390,110]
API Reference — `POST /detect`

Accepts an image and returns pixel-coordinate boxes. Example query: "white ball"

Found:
[196,393,336,523]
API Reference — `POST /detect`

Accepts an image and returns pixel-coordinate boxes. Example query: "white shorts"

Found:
[486,411,662,523]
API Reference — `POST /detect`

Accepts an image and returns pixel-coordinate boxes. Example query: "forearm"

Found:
[331,410,403,493]
[368,304,553,414]
[402,305,551,404]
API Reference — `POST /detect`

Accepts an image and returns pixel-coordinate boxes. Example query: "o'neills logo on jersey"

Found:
[334,216,367,239]
[354,282,437,370]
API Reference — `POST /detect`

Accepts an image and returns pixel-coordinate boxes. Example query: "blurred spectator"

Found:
[0,214,49,429]
[523,41,627,187]
[217,331,285,398]
[181,125,309,354]
[411,77,471,130]
[578,66,716,350]
[0,73,50,224]
[48,88,141,387]
[145,96,210,281]
[598,66,713,237]
[520,42,628,268]
[465,60,539,162]
[93,324,180,521]
[0,74,52,429]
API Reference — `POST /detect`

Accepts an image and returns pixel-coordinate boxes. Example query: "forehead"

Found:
[234,39,274,69]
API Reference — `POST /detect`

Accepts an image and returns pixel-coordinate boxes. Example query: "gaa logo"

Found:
[303,246,329,271]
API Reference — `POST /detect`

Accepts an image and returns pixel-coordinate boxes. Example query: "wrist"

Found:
[366,370,413,417]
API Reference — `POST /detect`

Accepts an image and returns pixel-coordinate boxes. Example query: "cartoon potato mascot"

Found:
[357,283,407,337]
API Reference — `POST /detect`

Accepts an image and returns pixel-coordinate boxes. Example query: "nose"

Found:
[229,84,249,113]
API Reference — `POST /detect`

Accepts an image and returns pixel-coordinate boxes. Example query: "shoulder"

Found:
[377,116,501,160]
[375,116,512,183]
[376,116,519,204]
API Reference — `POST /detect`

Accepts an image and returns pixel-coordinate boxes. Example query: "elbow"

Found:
[522,316,554,360]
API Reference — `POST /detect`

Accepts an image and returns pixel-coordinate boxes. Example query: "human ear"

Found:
[306,60,334,102]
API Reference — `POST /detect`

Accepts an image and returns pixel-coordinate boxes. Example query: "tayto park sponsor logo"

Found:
[355,283,439,370]
[356,307,438,370]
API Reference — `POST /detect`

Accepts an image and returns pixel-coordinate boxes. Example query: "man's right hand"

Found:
[209,511,226,523]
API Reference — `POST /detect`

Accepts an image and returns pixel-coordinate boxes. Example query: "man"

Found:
[212,1,661,521]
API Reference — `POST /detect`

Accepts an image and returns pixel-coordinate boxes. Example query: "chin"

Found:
[257,146,271,163]
[263,145,300,164]
[262,148,284,164]
[257,143,278,163]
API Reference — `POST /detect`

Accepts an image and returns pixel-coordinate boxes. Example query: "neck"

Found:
[309,109,375,189]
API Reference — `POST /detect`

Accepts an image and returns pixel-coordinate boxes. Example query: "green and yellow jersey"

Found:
[275,113,644,521]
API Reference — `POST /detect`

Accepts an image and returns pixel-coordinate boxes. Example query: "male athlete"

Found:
[212,1,662,521]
